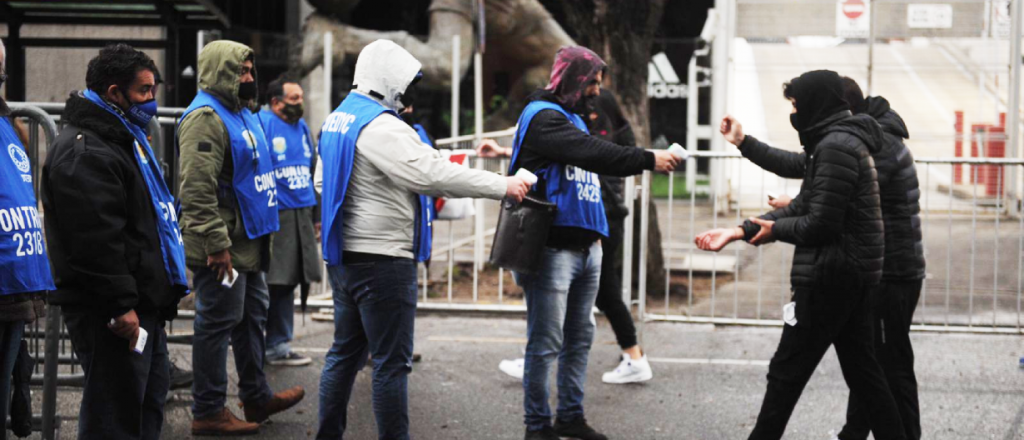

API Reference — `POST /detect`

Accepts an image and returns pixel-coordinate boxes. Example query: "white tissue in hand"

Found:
[133,327,148,354]
[515,168,538,186]
[783,302,798,326]
[668,143,689,160]
[220,268,239,288]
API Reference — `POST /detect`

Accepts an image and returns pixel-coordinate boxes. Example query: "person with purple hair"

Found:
[507,46,680,440]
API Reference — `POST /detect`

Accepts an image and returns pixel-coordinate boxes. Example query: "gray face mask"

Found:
[281,102,304,121]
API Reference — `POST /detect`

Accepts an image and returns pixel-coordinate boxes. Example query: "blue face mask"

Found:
[123,91,158,128]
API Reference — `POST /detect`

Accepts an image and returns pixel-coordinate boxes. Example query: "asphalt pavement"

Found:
[32,311,1024,440]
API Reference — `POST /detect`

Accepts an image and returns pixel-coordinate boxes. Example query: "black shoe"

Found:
[168,362,193,390]
[554,418,608,440]
[525,426,560,440]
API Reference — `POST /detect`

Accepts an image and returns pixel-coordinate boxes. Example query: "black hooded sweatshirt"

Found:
[512,90,654,250]
[741,71,885,291]
[738,95,924,282]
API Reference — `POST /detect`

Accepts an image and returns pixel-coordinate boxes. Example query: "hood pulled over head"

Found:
[352,39,423,112]
[785,70,849,132]
[198,40,256,111]
[544,46,606,114]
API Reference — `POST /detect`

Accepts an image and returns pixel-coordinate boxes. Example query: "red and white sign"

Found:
[836,0,871,38]
[842,0,866,19]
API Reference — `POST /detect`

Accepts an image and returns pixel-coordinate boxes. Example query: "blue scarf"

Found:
[83,89,190,291]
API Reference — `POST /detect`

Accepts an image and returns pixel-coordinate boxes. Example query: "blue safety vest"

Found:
[0,116,55,295]
[510,101,609,237]
[412,123,434,263]
[180,91,279,239]
[257,110,317,209]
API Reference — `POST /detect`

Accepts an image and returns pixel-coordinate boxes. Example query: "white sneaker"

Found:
[602,353,653,384]
[499,358,524,380]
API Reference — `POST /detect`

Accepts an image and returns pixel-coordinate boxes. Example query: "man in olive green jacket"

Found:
[178,40,304,436]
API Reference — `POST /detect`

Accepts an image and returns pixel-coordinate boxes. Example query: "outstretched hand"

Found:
[720,115,745,146]
[695,227,743,252]
[476,139,511,158]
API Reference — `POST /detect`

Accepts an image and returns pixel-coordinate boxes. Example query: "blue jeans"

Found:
[266,284,298,359]
[513,242,602,431]
[317,258,417,440]
[192,267,273,419]
[64,311,168,440]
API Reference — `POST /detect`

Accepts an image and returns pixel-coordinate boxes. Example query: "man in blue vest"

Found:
[0,39,52,438]
[314,39,530,440]
[178,41,304,436]
[42,44,186,439]
[508,46,679,440]
[258,76,321,367]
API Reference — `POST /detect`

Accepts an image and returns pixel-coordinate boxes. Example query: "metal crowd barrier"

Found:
[639,151,1024,337]
[8,103,64,440]
[303,133,1024,339]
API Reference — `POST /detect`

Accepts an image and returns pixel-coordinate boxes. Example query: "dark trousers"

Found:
[749,287,906,440]
[64,310,169,440]
[191,268,273,418]
[0,321,24,440]
[317,258,417,440]
[267,283,306,359]
[840,280,922,440]
[592,216,638,350]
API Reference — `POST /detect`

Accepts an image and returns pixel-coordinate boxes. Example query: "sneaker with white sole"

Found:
[499,358,524,380]
[601,353,653,384]
[267,351,312,366]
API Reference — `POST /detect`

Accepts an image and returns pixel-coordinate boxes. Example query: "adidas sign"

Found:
[648,52,688,99]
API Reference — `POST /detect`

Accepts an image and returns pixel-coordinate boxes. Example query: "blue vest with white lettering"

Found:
[509,101,609,237]
[257,110,317,209]
[0,116,55,295]
[181,91,279,238]
[319,93,396,265]
[412,123,434,262]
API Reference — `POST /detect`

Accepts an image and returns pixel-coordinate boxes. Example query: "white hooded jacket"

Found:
[314,40,506,259]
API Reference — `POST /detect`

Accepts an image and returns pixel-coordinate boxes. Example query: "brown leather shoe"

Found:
[240,386,305,423]
[191,407,260,436]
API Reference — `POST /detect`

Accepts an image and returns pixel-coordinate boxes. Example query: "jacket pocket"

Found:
[815,239,850,288]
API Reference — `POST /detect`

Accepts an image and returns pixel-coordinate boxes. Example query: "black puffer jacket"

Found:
[865,97,925,281]
[738,96,924,282]
[741,111,885,290]
[42,92,185,320]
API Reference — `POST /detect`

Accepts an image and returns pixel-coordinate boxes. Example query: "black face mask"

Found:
[789,113,802,132]
[238,81,257,101]
[399,84,418,110]
[282,102,304,121]
[400,111,417,127]
[571,94,598,115]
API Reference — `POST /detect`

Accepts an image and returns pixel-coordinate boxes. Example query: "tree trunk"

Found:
[562,0,668,296]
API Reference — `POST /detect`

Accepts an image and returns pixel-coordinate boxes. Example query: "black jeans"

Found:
[749,287,906,440]
[592,216,637,350]
[840,280,922,440]
[64,310,169,440]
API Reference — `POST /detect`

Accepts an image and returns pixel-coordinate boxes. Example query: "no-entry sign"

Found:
[842,0,866,19]
[837,0,871,38]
